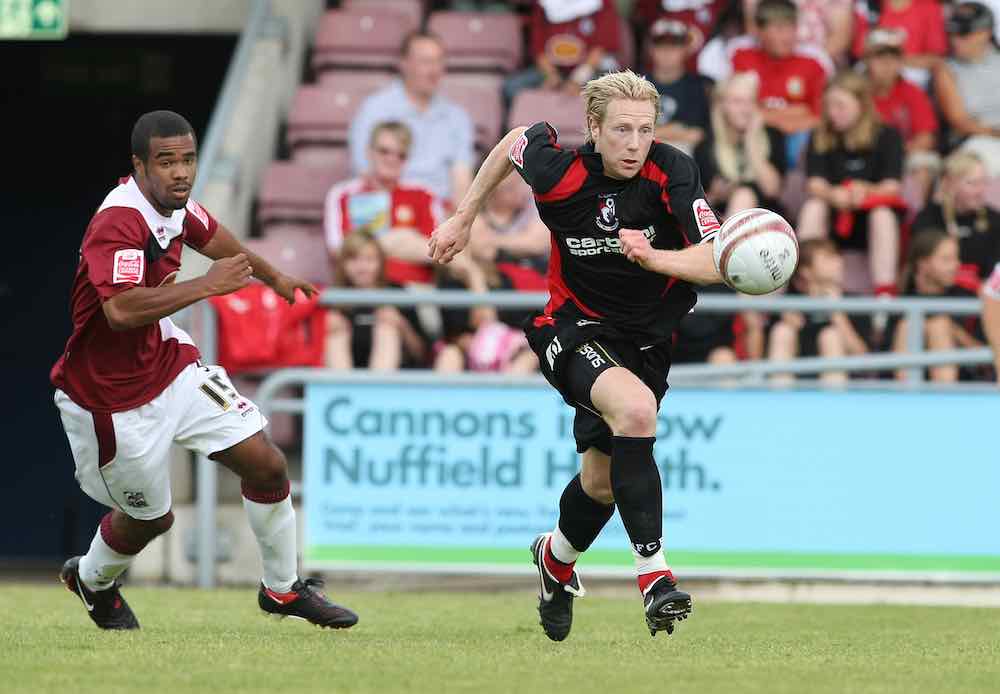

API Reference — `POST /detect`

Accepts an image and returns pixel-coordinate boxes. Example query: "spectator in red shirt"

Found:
[503,0,622,104]
[798,71,905,296]
[742,0,854,65]
[730,0,829,166]
[852,0,948,87]
[864,28,940,204]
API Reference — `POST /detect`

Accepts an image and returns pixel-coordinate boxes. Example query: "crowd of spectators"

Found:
[232,0,1000,385]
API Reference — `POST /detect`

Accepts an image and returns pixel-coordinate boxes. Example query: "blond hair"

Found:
[813,71,881,154]
[940,150,989,236]
[368,120,412,152]
[711,72,771,183]
[582,70,661,143]
[335,231,386,288]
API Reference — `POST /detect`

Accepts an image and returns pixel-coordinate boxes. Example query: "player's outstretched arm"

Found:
[429,127,527,264]
[102,254,253,331]
[619,229,722,285]
[199,224,318,304]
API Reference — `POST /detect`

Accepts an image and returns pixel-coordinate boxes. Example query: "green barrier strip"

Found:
[306,546,1000,572]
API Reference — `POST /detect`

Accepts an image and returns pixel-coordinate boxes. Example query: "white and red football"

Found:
[713,208,799,295]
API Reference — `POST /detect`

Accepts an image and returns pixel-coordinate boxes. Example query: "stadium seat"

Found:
[427,12,523,73]
[341,0,424,28]
[286,80,387,150]
[508,89,587,148]
[290,144,352,170]
[257,161,344,226]
[245,228,332,286]
[312,9,417,75]
[439,75,503,150]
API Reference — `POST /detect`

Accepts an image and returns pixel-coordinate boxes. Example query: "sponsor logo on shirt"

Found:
[692,198,720,238]
[509,133,528,168]
[112,248,145,285]
[566,226,656,256]
[595,193,620,232]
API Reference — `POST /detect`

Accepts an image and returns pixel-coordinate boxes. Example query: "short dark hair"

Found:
[131,110,195,161]
[399,30,443,58]
[755,0,797,27]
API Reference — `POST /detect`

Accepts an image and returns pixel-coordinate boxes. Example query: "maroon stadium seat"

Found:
[508,89,587,149]
[286,80,386,150]
[440,75,503,150]
[312,9,417,74]
[257,161,344,226]
[341,0,424,28]
[245,228,331,287]
[290,144,352,170]
[427,12,523,73]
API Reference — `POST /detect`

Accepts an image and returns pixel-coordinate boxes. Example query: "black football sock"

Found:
[610,436,663,559]
[551,474,615,563]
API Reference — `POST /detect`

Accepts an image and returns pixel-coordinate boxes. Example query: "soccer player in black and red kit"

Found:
[430,70,726,639]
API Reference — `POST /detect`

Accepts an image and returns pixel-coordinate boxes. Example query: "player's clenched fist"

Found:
[204,252,253,295]
[428,215,472,264]
[619,228,656,269]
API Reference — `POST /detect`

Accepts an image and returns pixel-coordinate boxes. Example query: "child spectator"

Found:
[768,239,871,384]
[327,121,444,288]
[864,28,940,205]
[885,230,983,382]
[912,151,1000,289]
[646,18,712,154]
[325,232,427,371]
[933,2,1000,176]
[634,0,728,71]
[730,0,830,166]
[852,0,948,87]
[466,174,550,275]
[694,71,785,218]
[742,0,853,65]
[503,0,622,104]
[798,71,905,297]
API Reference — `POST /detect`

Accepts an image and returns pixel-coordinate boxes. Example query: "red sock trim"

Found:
[241,479,290,504]
[637,569,675,595]
[543,539,575,584]
[874,283,898,297]
[99,513,143,555]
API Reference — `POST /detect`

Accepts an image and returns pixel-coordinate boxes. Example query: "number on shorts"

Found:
[199,373,236,410]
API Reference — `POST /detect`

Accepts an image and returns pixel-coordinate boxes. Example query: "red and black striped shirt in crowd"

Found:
[509,121,720,345]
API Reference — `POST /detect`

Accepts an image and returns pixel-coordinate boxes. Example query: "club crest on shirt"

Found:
[595,193,620,232]
[396,204,414,224]
[112,248,145,285]
[786,76,804,98]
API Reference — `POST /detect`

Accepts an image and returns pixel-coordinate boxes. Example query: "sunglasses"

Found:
[373,145,408,160]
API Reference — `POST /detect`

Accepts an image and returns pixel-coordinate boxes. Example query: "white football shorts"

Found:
[55,362,267,520]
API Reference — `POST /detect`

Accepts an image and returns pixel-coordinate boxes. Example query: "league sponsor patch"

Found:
[509,133,528,168]
[112,249,145,285]
[692,198,720,238]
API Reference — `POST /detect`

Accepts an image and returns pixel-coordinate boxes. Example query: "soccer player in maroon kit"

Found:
[53,111,358,630]
[430,71,725,639]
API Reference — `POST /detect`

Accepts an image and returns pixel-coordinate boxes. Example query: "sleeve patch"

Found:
[509,133,528,168]
[112,249,145,285]
[693,198,720,238]
[186,199,210,229]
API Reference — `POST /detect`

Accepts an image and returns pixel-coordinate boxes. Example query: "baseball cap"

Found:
[864,28,905,55]
[947,2,995,35]
[649,18,690,44]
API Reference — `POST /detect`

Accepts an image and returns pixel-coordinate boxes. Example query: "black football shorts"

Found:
[526,317,672,455]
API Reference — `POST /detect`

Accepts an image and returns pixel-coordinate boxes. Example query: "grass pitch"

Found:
[1,584,998,694]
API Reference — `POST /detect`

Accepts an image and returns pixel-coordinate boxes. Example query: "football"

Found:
[713,208,799,295]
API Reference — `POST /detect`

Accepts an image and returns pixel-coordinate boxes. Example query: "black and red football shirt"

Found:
[508,121,720,343]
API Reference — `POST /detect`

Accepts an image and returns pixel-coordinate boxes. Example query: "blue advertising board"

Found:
[302,382,999,577]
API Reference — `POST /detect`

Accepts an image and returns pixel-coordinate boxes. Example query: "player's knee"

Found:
[581,464,614,504]
[256,446,289,489]
[608,390,657,437]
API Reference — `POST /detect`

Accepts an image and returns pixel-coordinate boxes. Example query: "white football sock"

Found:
[78,530,136,592]
[633,547,669,577]
[243,495,297,594]
[549,526,581,564]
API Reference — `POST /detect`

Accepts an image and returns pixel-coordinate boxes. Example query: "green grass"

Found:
[1,584,998,694]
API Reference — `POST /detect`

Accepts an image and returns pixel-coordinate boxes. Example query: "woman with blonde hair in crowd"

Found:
[325,232,426,371]
[912,150,1000,289]
[797,71,905,297]
[694,71,785,219]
